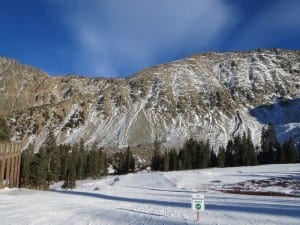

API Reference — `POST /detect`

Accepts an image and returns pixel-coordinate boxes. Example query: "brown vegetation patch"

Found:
[221,190,299,198]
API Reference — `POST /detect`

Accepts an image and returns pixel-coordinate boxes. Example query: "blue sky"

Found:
[0,0,299,77]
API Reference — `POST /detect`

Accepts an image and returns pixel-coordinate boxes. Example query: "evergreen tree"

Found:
[0,117,9,141]
[217,146,226,167]
[59,144,71,180]
[128,151,135,173]
[210,149,218,167]
[168,149,177,171]
[43,130,61,184]
[122,146,135,173]
[20,143,34,187]
[162,151,169,171]
[260,125,281,164]
[245,129,257,166]
[62,149,76,189]
[88,143,99,178]
[282,138,298,163]
[177,159,183,170]
[151,138,162,171]
[184,150,192,170]
[225,140,234,167]
[237,132,247,166]
[183,138,197,168]
[30,149,47,189]
[76,139,86,179]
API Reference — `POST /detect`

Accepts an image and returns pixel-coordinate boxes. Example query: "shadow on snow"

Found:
[50,189,300,218]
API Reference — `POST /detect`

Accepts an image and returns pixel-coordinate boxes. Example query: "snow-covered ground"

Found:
[1,164,299,225]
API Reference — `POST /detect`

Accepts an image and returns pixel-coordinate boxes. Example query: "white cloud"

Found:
[46,0,238,76]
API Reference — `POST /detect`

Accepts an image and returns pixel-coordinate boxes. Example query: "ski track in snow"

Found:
[1,164,300,225]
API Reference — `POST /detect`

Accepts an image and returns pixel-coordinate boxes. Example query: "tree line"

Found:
[151,126,298,171]
[19,131,136,190]
[20,131,108,189]
[9,123,300,188]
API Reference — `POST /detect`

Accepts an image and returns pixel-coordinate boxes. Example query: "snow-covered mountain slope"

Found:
[0,49,299,151]
[1,164,299,225]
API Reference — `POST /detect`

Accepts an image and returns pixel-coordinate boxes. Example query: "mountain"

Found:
[0,49,299,152]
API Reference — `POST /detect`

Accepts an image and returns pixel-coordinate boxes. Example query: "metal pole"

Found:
[197,211,199,222]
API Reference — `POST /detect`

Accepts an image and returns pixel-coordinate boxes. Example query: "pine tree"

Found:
[245,129,257,165]
[282,138,298,163]
[31,149,47,189]
[184,151,193,170]
[122,146,132,173]
[20,143,34,187]
[217,146,225,167]
[0,117,9,141]
[225,140,234,167]
[151,138,162,171]
[260,124,281,164]
[43,130,61,184]
[88,143,99,178]
[210,149,218,167]
[162,151,169,171]
[168,149,177,171]
[59,144,71,180]
[128,151,135,173]
[62,149,76,189]
[76,139,86,179]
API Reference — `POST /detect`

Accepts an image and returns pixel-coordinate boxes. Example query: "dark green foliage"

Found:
[0,117,10,141]
[162,151,169,171]
[168,149,178,170]
[224,131,257,167]
[112,146,135,174]
[76,139,86,180]
[20,143,34,187]
[85,143,108,177]
[43,130,61,184]
[151,138,162,171]
[62,149,76,189]
[259,124,281,164]
[154,138,212,171]
[217,146,225,167]
[225,140,235,167]
[210,149,218,167]
[244,130,258,166]
[30,149,48,189]
[19,139,108,190]
[282,138,298,163]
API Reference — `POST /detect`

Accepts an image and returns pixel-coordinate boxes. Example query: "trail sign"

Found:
[192,193,205,211]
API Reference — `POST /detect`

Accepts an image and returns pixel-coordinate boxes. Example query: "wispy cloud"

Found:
[45,0,238,76]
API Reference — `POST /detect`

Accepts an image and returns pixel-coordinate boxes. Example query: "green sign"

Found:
[195,203,201,210]
[192,193,205,211]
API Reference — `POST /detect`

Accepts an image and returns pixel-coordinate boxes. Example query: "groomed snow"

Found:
[1,164,299,225]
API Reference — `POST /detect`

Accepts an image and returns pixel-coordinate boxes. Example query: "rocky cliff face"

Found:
[0,49,299,152]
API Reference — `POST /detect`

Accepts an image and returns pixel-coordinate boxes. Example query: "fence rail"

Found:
[0,143,22,154]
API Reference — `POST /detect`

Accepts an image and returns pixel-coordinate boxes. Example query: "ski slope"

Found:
[1,164,299,225]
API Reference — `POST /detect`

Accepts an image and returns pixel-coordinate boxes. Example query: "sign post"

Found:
[192,193,205,222]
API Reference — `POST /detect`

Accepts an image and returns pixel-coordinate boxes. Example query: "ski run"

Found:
[1,163,299,225]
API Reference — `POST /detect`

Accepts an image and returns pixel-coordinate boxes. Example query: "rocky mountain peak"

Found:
[0,49,299,152]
